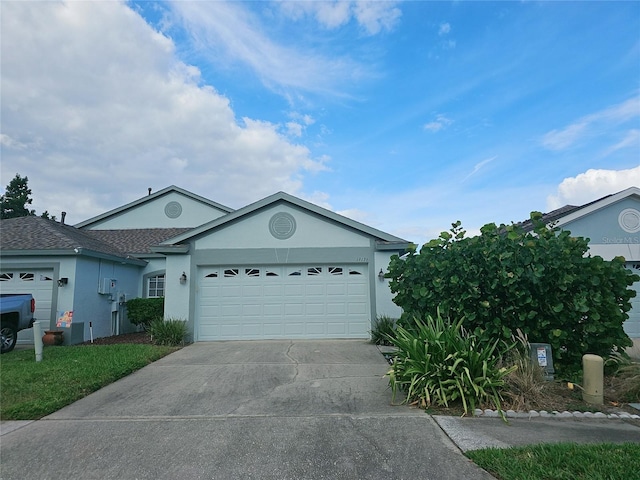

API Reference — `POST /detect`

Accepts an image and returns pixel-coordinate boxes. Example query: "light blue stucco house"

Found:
[520,186,640,356]
[1,186,409,345]
[2,185,639,354]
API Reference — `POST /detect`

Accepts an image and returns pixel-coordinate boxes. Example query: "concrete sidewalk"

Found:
[433,415,640,452]
[0,341,494,480]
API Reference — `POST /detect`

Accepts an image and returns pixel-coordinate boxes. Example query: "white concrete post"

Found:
[33,321,43,362]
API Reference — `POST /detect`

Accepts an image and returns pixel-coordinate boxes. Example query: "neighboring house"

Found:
[1,186,409,345]
[519,186,640,355]
[0,215,146,344]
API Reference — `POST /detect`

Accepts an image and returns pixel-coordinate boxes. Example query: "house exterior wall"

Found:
[164,254,192,327]
[195,204,370,250]
[139,258,168,297]
[557,195,640,357]
[84,192,228,230]
[0,254,140,344]
[70,257,141,341]
[374,251,402,320]
[560,197,640,262]
[162,204,405,341]
[0,257,62,343]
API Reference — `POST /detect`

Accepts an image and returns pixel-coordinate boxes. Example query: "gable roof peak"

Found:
[159,190,410,246]
[75,185,234,228]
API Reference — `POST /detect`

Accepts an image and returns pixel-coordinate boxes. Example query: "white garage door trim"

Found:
[197,264,370,340]
[0,269,54,343]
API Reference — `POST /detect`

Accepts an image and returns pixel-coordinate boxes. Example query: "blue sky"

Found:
[1,1,639,243]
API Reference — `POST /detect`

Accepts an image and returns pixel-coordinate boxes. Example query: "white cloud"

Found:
[438,22,451,35]
[285,122,304,137]
[289,112,316,126]
[336,208,373,224]
[170,1,369,97]
[424,114,453,132]
[463,156,497,181]
[0,134,27,150]
[541,96,640,151]
[278,1,401,35]
[284,112,318,138]
[0,1,326,223]
[541,122,589,150]
[353,1,402,35]
[604,129,640,155]
[547,166,640,210]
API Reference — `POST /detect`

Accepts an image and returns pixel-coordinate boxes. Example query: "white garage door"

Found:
[625,262,640,339]
[197,264,370,340]
[0,269,54,343]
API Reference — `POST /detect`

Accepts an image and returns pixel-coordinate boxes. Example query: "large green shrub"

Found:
[125,297,164,330]
[387,310,516,417]
[388,214,638,374]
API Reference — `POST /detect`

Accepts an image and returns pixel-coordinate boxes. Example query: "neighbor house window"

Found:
[148,274,165,297]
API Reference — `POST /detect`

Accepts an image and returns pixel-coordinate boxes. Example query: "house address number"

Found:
[356,257,368,262]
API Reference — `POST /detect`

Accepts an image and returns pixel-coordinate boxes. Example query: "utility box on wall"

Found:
[98,278,117,295]
[529,343,555,380]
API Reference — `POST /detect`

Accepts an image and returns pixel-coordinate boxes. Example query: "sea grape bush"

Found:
[387,213,639,373]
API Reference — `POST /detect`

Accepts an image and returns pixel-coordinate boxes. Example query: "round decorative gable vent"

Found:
[269,212,296,240]
[618,208,640,233]
[165,201,183,219]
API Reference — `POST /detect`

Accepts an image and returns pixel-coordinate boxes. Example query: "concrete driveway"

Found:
[0,340,493,479]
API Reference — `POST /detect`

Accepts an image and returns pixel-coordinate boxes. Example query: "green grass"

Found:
[0,344,176,420]
[467,442,640,480]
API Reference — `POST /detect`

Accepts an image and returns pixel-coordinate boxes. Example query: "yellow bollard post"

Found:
[582,354,603,405]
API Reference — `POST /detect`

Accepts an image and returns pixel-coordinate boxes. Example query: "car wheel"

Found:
[1,324,18,354]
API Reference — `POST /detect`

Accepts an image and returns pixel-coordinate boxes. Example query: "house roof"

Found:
[517,204,582,232]
[518,186,640,232]
[0,216,146,265]
[74,185,234,229]
[157,191,410,248]
[85,228,192,255]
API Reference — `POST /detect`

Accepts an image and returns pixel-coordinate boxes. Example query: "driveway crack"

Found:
[285,341,299,383]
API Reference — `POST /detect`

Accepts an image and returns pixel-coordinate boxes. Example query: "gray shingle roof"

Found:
[0,216,128,258]
[517,204,581,232]
[517,192,617,232]
[85,228,191,255]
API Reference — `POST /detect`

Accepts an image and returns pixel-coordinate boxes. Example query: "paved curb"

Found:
[473,409,640,420]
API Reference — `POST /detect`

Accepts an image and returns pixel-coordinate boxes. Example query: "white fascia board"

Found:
[555,187,640,228]
[0,248,148,266]
[150,244,190,255]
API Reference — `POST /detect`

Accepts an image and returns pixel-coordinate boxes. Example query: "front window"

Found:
[148,274,165,297]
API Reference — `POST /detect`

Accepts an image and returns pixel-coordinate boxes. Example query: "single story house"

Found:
[2,185,638,353]
[519,186,640,355]
[1,186,409,345]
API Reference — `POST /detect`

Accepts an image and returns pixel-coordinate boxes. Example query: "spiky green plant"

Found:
[149,318,188,346]
[387,310,516,418]
[370,315,397,346]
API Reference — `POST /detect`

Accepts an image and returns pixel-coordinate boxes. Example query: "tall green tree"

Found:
[0,174,35,219]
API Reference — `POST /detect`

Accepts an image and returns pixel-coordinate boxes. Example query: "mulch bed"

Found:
[79,332,153,345]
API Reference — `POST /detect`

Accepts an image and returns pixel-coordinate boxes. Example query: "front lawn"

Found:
[467,442,640,480]
[1,344,176,420]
